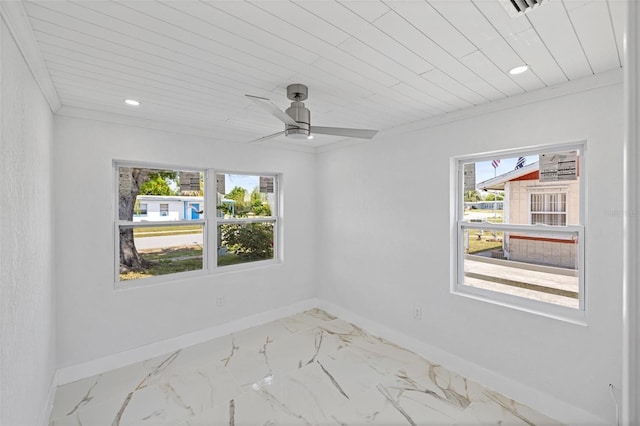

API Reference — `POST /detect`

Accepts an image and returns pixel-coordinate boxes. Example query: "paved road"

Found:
[134,233,203,250]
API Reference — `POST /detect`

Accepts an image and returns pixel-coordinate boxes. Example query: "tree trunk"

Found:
[119,168,151,273]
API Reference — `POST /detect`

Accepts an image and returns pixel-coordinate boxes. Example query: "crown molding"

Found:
[0,0,61,112]
[56,106,318,154]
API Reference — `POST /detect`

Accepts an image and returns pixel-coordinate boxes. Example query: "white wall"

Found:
[0,18,56,426]
[316,82,623,423]
[53,116,317,367]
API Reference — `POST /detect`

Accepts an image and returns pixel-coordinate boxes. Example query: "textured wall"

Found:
[53,116,318,367]
[0,18,55,426]
[316,82,623,423]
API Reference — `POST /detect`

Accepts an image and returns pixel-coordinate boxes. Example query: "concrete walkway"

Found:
[464,255,579,308]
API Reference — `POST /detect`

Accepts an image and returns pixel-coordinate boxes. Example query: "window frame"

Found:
[452,142,586,324]
[213,170,281,271]
[113,163,283,288]
[114,162,210,288]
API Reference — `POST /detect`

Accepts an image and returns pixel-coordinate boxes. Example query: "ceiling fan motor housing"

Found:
[285,101,310,138]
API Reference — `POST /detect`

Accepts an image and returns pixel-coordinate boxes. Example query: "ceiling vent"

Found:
[500,0,547,17]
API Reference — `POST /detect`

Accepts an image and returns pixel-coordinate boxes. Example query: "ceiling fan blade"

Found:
[310,126,378,139]
[245,94,297,126]
[248,130,286,143]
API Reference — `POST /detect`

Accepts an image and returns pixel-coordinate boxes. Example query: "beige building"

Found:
[478,162,580,269]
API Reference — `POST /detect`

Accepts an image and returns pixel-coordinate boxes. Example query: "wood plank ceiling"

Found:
[20,0,624,148]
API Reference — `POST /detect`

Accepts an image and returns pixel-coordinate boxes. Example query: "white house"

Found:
[477,161,580,269]
[134,195,204,222]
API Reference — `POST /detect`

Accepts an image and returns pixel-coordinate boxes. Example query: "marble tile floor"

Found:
[49,309,563,425]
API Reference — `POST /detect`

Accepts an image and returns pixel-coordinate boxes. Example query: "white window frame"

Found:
[114,162,210,288]
[213,171,280,272]
[114,164,283,288]
[451,143,586,324]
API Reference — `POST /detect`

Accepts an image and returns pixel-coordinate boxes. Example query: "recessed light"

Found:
[124,99,140,106]
[509,65,529,75]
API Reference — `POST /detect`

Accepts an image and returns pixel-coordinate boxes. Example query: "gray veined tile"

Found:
[49,309,564,425]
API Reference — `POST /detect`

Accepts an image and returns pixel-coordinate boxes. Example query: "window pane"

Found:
[135,203,148,216]
[118,167,204,221]
[119,224,204,281]
[217,222,275,266]
[216,173,276,218]
[461,227,579,308]
[468,154,580,226]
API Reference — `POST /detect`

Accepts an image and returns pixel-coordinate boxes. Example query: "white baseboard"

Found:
[314,299,607,426]
[54,298,319,386]
[52,297,605,425]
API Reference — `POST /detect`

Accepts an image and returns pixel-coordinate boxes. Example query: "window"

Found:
[135,203,148,216]
[115,164,281,285]
[116,165,206,283]
[216,173,278,268]
[530,193,567,226]
[454,144,584,320]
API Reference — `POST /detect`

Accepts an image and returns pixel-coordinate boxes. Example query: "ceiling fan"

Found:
[245,84,378,143]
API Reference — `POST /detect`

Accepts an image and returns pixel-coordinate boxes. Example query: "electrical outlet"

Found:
[413,305,422,320]
[216,296,225,307]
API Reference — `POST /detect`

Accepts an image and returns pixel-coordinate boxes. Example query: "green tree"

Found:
[464,190,481,202]
[250,187,271,216]
[484,192,504,201]
[225,186,248,215]
[139,172,178,196]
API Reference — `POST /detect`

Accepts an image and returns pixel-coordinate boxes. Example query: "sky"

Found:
[224,174,260,193]
[474,155,538,188]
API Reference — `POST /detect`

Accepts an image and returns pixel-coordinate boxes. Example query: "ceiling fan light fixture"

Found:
[285,127,310,139]
[245,84,378,143]
[509,64,529,75]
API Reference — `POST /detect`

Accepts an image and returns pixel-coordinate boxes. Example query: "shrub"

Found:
[220,222,274,259]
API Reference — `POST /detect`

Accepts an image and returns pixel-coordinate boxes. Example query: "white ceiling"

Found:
[15,0,625,148]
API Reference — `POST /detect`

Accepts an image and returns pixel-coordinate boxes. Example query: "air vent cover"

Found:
[500,0,547,17]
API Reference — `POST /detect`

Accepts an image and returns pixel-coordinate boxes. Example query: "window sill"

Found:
[451,284,587,326]
[215,258,282,275]
[114,259,283,290]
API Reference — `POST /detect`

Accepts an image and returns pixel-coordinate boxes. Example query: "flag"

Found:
[515,157,526,169]
[491,159,500,168]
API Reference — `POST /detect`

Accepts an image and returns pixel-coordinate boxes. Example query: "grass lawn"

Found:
[119,245,202,281]
[119,245,273,280]
[467,230,503,254]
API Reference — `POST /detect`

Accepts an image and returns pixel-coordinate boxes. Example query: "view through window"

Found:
[456,146,584,313]
[216,173,278,267]
[116,166,281,284]
[117,166,205,283]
